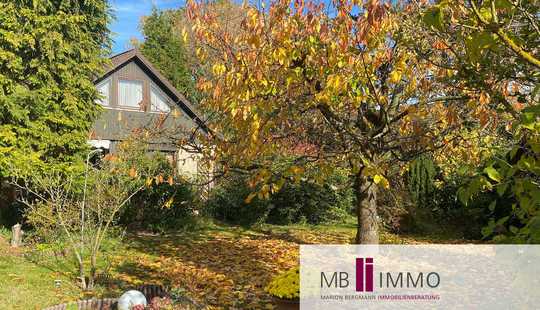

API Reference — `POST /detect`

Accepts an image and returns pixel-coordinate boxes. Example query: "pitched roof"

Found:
[96,49,207,132]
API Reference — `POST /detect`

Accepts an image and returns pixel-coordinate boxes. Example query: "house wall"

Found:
[91,60,196,145]
[177,149,200,177]
[91,59,204,177]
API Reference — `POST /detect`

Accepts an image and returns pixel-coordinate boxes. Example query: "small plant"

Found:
[0,226,10,239]
[265,267,299,300]
[11,138,170,290]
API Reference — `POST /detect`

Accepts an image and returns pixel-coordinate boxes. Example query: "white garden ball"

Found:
[117,290,147,310]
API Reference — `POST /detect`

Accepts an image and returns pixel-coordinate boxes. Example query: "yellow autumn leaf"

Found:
[181,27,188,43]
[163,197,174,209]
[251,131,258,142]
[289,166,304,175]
[332,75,341,90]
[389,70,402,84]
[212,63,226,76]
[373,174,390,189]
[245,192,257,204]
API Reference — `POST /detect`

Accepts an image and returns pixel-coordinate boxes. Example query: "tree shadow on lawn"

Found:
[112,229,299,309]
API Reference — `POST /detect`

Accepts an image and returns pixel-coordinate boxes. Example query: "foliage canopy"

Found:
[0,0,111,177]
[187,0,466,243]
[139,8,199,103]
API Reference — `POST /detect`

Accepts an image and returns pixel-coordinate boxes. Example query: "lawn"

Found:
[0,220,472,309]
[0,237,81,310]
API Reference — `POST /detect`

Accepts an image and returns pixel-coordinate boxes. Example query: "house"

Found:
[90,49,205,176]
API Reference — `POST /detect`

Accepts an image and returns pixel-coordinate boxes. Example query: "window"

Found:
[150,85,171,113]
[118,80,143,109]
[95,79,110,106]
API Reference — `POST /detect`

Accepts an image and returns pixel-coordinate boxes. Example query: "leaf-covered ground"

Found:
[107,222,472,309]
[0,222,473,309]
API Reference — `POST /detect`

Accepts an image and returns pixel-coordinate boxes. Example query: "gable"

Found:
[91,50,208,149]
[91,55,207,147]
[98,59,180,114]
[95,49,206,133]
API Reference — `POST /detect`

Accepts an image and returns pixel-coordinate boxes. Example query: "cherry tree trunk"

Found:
[354,174,379,244]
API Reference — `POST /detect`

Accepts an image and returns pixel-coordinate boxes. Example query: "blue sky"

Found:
[109,0,186,54]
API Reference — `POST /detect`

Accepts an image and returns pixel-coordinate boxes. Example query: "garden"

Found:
[0,0,539,309]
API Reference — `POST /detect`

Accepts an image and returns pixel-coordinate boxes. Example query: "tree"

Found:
[187,0,459,243]
[410,0,539,242]
[0,0,111,178]
[138,1,245,106]
[406,0,538,121]
[139,8,199,103]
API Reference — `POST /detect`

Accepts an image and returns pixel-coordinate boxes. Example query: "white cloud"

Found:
[110,0,150,14]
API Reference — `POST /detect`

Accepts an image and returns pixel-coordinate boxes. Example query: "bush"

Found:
[377,157,485,238]
[205,170,353,227]
[205,175,271,226]
[265,267,299,300]
[0,182,23,228]
[112,145,198,232]
[459,122,540,243]
[120,180,196,232]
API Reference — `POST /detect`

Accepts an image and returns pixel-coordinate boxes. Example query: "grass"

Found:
[0,238,81,310]
[0,219,475,309]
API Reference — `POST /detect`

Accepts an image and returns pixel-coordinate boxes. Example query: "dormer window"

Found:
[96,79,111,106]
[118,79,143,109]
[150,85,171,113]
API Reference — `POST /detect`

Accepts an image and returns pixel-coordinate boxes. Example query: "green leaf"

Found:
[521,105,540,129]
[457,187,469,206]
[422,6,444,31]
[496,183,508,197]
[519,195,532,214]
[481,219,496,238]
[465,32,497,63]
[531,84,540,100]
[527,217,540,242]
[478,7,493,22]
[475,32,497,49]
[484,166,502,182]
[521,104,540,115]
[517,156,535,172]
[496,216,509,226]
[495,0,513,10]
[488,200,496,211]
